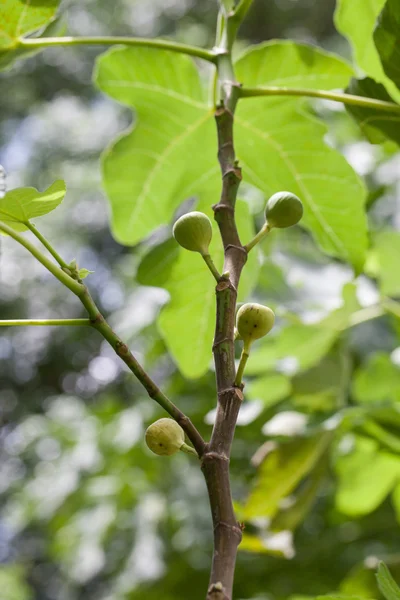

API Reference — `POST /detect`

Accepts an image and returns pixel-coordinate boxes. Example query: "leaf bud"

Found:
[236,303,275,347]
[173,211,212,255]
[265,191,303,229]
[145,418,185,456]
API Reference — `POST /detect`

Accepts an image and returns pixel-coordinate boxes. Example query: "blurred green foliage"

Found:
[1,1,400,599]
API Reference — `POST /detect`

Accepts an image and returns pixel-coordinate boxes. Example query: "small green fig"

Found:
[145,418,185,456]
[173,211,212,255]
[236,303,275,347]
[265,191,303,229]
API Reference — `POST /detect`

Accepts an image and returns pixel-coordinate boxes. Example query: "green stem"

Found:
[240,86,400,113]
[0,319,90,327]
[202,253,222,282]
[0,220,83,296]
[383,297,400,318]
[361,419,400,454]
[233,0,254,23]
[180,443,199,458]
[345,305,385,329]
[19,36,216,63]
[26,222,69,269]
[244,222,270,253]
[234,343,250,387]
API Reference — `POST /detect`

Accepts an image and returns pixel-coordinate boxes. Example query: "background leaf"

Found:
[345,78,400,145]
[243,432,332,520]
[352,353,400,404]
[0,0,60,71]
[0,565,32,600]
[374,0,400,91]
[0,180,66,232]
[335,436,400,516]
[373,230,400,296]
[376,562,400,600]
[334,0,400,101]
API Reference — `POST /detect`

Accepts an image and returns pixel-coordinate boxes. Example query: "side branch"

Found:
[82,289,206,456]
[0,221,205,456]
[0,319,90,327]
[240,86,400,113]
[19,36,217,63]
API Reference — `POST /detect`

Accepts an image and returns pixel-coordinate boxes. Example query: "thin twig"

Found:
[0,319,91,327]
[19,36,217,63]
[240,86,400,113]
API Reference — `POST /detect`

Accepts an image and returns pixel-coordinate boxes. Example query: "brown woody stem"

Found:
[201,19,247,594]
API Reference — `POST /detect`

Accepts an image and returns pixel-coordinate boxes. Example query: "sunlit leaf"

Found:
[95,47,216,246]
[0,180,66,232]
[243,432,332,519]
[335,435,400,516]
[352,353,400,404]
[0,0,60,71]
[235,42,367,271]
[373,230,400,296]
[247,373,291,408]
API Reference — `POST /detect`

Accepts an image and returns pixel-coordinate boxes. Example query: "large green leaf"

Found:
[235,42,367,271]
[0,181,66,232]
[95,47,216,246]
[97,43,367,269]
[335,435,400,516]
[235,41,353,89]
[335,0,400,101]
[374,0,400,91]
[345,78,400,145]
[352,353,400,404]
[0,0,60,70]
[243,432,332,520]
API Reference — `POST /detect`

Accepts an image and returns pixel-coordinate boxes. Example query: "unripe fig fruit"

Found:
[173,211,212,255]
[145,418,185,456]
[265,191,303,229]
[236,303,275,346]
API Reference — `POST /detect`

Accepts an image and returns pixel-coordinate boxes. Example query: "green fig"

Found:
[265,191,303,229]
[236,303,275,347]
[145,418,185,456]
[173,211,212,255]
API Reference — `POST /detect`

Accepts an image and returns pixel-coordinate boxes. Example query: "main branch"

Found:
[201,10,247,598]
